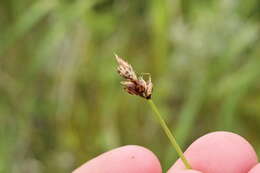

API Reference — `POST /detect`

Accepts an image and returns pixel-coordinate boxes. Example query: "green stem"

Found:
[148,99,191,169]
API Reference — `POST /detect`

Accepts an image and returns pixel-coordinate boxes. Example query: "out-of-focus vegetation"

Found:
[1,0,260,172]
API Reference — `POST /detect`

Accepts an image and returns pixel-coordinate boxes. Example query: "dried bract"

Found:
[115,54,153,99]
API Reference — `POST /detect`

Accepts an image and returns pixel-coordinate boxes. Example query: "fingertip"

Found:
[168,131,258,173]
[248,163,260,173]
[73,145,162,173]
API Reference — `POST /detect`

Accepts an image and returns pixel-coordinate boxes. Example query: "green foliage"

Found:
[0,0,260,172]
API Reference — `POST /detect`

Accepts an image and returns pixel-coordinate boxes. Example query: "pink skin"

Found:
[73,131,259,173]
[73,145,162,173]
[248,164,260,173]
[168,131,258,173]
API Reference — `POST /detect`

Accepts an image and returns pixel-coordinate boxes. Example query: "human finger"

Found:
[72,145,162,173]
[168,131,258,173]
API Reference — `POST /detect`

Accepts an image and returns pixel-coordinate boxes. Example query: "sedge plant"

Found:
[115,54,191,169]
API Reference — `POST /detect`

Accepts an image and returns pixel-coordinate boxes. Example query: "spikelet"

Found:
[115,54,153,99]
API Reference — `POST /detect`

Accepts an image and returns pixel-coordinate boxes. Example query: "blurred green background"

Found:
[1,0,260,172]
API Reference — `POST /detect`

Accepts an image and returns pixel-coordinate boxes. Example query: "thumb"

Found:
[72,145,161,173]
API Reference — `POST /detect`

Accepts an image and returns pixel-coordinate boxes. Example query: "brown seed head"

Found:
[115,54,137,81]
[115,54,153,99]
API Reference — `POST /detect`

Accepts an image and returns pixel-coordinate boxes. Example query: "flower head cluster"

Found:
[115,54,153,99]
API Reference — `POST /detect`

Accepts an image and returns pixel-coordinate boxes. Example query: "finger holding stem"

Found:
[115,54,191,169]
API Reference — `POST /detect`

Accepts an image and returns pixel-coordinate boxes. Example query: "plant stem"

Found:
[148,99,191,169]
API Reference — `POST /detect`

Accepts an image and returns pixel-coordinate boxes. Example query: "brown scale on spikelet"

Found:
[115,54,153,99]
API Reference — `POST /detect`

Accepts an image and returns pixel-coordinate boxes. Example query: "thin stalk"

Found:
[148,99,191,169]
